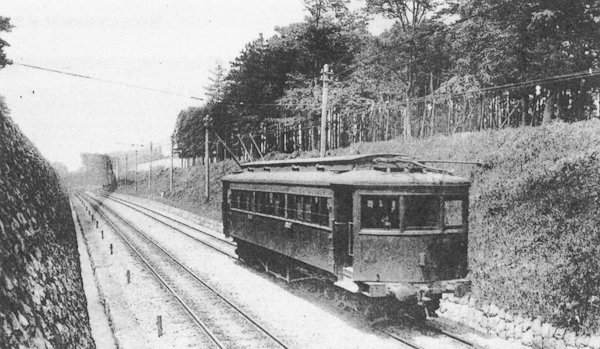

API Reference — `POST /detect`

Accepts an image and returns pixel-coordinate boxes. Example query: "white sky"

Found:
[0,1,392,171]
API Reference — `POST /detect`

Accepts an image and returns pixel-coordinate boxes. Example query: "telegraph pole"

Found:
[125,155,128,187]
[170,136,174,193]
[114,157,119,187]
[149,141,153,190]
[135,149,138,191]
[320,64,333,157]
[204,115,210,203]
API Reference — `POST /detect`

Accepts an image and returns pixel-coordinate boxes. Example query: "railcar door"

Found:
[332,187,354,274]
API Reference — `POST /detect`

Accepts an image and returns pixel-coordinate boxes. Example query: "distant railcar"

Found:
[221,154,470,304]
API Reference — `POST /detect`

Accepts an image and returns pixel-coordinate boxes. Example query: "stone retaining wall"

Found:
[438,293,600,349]
[0,105,95,348]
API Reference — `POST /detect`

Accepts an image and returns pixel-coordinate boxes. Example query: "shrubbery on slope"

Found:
[466,122,600,332]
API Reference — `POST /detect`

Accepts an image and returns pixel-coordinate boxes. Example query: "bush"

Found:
[466,121,600,332]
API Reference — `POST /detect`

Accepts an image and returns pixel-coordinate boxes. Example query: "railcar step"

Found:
[342,267,354,278]
[334,278,359,293]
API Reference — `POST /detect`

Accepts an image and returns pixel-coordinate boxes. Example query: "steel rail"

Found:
[378,328,429,349]
[74,193,228,349]
[419,320,485,349]
[401,313,484,349]
[102,193,233,245]
[92,192,236,258]
[79,192,289,349]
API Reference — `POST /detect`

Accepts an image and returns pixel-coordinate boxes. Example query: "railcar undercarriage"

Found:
[233,237,461,320]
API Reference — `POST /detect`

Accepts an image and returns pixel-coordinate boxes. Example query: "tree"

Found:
[0,16,13,69]
[366,0,444,30]
[204,59,228,103]
[173,106,207,159]
[449,0,600,124]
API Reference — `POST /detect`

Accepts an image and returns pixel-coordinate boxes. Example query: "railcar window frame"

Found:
[229,189,331,228]
[360,195,400,230]
[357,191,467,235]
[442,196,467,230]
[403,195,441,231]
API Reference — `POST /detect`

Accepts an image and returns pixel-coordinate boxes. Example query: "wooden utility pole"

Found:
[149,141,153,190]
[320,64,332,157]
[204,115,210,203]
[170,137,174,193]
[114,157,119,187]
[135,149,138,191]
[125,155,128,187]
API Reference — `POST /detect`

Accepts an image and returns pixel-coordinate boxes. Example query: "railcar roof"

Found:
[240,153,411,168]
[222,169,470,187]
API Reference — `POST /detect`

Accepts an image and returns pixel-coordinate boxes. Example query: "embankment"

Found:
[0,100,95,348]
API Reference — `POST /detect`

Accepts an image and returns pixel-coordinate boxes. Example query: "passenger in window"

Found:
[382,215,392,228]
[363,199,378,228]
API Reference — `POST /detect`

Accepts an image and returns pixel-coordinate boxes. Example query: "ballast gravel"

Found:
[76,192,471,349]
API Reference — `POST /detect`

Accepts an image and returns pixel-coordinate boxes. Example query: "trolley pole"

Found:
[320,64,332,158]
[204,115,210,203]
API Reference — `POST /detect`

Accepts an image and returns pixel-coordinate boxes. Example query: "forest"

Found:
[173,0,600,161]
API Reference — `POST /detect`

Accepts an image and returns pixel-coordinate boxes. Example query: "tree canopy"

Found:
[173,0,600,157]
[0,16,13,69]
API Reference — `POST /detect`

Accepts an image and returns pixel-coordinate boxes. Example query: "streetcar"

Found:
[221,154,470,305]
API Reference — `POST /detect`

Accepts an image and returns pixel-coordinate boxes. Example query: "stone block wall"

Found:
[0,103,95,348]
[437,293,600,349]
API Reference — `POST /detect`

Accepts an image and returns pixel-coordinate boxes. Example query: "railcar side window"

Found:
[444,200,463,227]
[273,193,285,217]
[289,195,301,221]
[230,190,239,209]
[231,190,329,226]
[255,191,270,214]
[242,191,252,211]
[303,196,312,222]
[404,196,439,229]
[361,196,399,229]
[313,197,329,226]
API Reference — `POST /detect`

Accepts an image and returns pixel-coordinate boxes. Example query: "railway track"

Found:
[377,321,488,349]
[87,191,236,258]
[76,193,290,349]
[77,191,486,349]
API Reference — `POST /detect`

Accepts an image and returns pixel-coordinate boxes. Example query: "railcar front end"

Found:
[330,170,470,303]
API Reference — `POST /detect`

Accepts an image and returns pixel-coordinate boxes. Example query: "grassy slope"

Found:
[115,119,600,331]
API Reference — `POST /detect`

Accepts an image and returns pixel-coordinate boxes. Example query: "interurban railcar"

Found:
[221,154,470,304]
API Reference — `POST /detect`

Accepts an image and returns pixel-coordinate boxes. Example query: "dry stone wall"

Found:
[438,293,600,349]
[0,106,95,348]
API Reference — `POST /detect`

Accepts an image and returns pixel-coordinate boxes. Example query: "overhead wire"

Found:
[13,63,203,101]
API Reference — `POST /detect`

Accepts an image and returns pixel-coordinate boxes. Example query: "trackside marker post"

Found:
[157,316,163,337]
